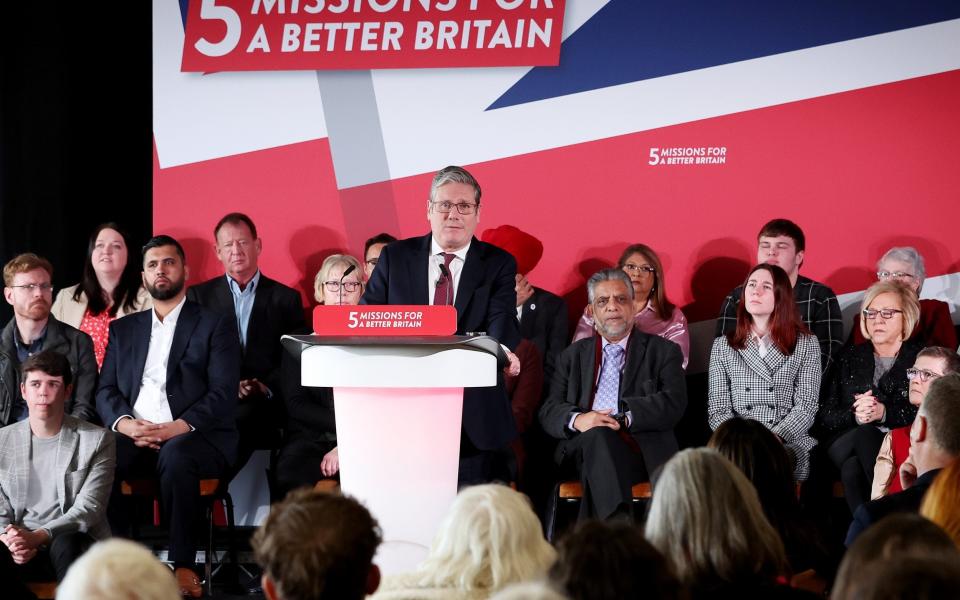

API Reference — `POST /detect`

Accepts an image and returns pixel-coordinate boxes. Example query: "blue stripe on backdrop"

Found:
[488,0,960,110]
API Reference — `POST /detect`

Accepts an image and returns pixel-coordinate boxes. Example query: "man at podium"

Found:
[362,165,521,485]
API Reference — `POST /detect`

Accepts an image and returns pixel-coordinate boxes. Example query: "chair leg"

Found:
[225,494,239,570]
[545,483,560,543]
[206,503,214,597]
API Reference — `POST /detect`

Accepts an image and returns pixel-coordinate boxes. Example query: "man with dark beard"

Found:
[2,253,98,425]
[96,235,240,598]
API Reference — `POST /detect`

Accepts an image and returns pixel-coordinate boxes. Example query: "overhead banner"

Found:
[181,0,566,71]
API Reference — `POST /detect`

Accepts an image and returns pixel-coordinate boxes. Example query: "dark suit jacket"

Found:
[815,339,922,444]
[846,468,940,546]
[186,273,304,396]
[362,233,521,450]
[95,301,241,463]
[0,349,18,428]
[1,316,98,425]
[539,332,687,477]
[520,287,568,395]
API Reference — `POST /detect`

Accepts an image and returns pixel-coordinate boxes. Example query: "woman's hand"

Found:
[321,447,340,477]
[853,391,883,423]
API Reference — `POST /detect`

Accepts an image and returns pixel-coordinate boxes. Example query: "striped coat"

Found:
[708,333,822,479]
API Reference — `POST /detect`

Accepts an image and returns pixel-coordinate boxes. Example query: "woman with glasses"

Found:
[708,264,821,480]
[871,346,960,499]
[274,254,364,498]
[572,244,689,369]
[51,223,151,369]
[848,247,956,349]
[816,280,922,513]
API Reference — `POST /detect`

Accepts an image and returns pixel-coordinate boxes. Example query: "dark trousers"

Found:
[273,435,337,500]
[827,425,885,513]
[556,427,647,520]
[0,531,95,599]
[233,390,282,477]
[110,432,228,568]
[458,433,511,488]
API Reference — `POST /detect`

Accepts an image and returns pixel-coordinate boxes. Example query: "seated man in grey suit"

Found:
[0,350,115,597]
[539,269,687,520]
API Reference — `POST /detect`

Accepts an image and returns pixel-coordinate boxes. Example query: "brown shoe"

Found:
[175,567,203,598]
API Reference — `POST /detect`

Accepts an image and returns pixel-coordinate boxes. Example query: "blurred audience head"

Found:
[908,346,960,407]
[833,513,960,599]
[416,483,556,592]
[313,254,363,305]
[252,488,382,600]
[858,280,920,342]
[645,448,786,590]
[489,581,569,600]
[920,458,960,548]
[363,233,397,279]
[549,520,683,600]
[57,538,180,600]
[876,246,925,293]
[616,243,675,318]
[911,373,960,473]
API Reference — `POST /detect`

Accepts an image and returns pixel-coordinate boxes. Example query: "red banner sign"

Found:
[181,0,565,72]
[313,305,458,336]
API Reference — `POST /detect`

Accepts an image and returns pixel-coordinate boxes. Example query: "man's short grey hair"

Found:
[919,373,960,456]
[429,166,482,204]
[878,246,926,291]
[587,268,635,303]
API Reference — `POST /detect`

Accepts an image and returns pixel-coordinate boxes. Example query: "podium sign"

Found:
[313,305,457,337]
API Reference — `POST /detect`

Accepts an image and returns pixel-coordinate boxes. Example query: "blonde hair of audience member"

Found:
[920,458,960,548]
[832,513,960,600]
[313,254,364,305]
[488,581,569,600]
[56,539,180,600]
[858,280,920,341]
[645,448,787,588]
[414,484,556,593]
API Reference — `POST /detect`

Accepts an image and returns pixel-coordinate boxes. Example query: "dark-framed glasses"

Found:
[906,368,943,382]
[877,270,915,281]
[622,264,656,275]
[8,283,53,293]
[323,281,362,292]
[862,308,903,320]
[430,201,479,215]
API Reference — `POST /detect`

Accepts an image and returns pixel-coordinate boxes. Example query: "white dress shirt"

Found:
[131,297,187,424]
[427,238,470,305]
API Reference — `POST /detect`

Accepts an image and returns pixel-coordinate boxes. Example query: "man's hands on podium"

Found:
[117,418,192,450]
[573,409,621,432]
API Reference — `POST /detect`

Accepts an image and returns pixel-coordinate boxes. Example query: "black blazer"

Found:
[0,349,17,427]
[846,468,940,546]
[362,233,521,450]
[0,316,98,424]
[187,274,304,395]
[520,286,568,395]
[815,339,922,443]
[539,332,687,477]
[95,301,241,462]
[279,348,336,443]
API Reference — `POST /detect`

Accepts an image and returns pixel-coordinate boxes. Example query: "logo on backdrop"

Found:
[182,0,566,71]
[648,146,728,166]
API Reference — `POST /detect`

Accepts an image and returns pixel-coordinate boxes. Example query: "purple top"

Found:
[572,301,690,369]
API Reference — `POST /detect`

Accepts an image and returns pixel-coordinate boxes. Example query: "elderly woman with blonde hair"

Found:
[372,484,556,599]
[645,448,800,598]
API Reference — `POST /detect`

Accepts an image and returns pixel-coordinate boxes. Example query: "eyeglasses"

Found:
[323,281,362,292]
[877,271,915,281]
[906,368,944,383]
[622,264,656,275]
[862,308,903,319]
[430,201,479,215]
[8,283,53,293]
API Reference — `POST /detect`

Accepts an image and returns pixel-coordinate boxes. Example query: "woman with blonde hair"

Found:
[816,280,922,512]
[920,458,960,547]
[372,484,556,599]
[645,448,805,598]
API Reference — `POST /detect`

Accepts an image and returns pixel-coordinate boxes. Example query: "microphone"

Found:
[339,264,356,306]
[438,261,453,306]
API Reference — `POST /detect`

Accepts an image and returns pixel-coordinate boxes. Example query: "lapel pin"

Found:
[530,304,536,310]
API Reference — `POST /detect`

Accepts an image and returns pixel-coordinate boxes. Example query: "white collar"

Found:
[151,296,187,329]
[430,237,471,261]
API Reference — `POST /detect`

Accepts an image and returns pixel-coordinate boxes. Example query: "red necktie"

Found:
[432,253,455,306]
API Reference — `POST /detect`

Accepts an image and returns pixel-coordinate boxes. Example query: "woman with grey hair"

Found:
[848,246,956,348]
[645,449,806,598]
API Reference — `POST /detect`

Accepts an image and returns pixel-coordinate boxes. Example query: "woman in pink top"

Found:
[572,244,689,368]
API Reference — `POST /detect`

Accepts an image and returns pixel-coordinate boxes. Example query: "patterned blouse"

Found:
[79,309,114,370]
[572,300,690,369]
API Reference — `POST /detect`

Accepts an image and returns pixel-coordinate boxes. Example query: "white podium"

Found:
[281,335,505,574]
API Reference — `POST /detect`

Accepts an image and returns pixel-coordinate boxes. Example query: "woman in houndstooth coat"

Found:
[708,264,822,480]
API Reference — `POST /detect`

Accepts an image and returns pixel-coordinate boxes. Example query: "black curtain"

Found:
[1,3,153,324]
